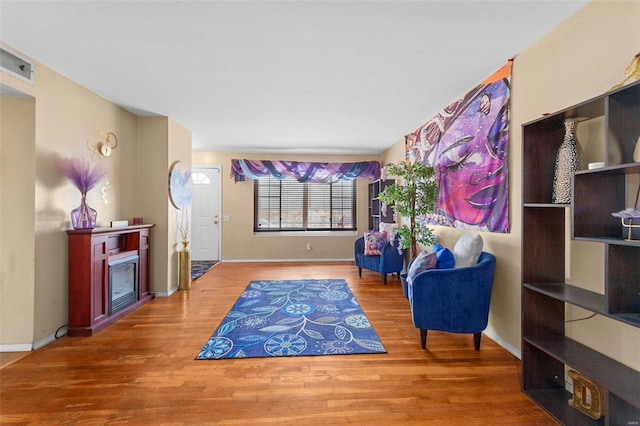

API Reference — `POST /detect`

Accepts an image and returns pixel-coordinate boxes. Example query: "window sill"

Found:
[253,230,358,237]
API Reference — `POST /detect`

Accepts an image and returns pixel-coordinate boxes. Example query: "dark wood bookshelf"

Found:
[368,179,394,231]
[521,81,640,425]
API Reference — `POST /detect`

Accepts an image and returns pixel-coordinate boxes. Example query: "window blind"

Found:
[254,176,356,231]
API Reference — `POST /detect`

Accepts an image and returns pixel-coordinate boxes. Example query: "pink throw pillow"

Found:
[364,231,388,256]
[406,250,437,284]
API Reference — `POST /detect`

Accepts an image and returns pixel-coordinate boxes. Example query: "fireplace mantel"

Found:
[67,224,155,336]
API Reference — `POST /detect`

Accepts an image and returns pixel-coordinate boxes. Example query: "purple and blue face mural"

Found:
[406,73,510,233]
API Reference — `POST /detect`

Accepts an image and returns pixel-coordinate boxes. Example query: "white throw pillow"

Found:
[379,223,399,244]
[453,233,483,268]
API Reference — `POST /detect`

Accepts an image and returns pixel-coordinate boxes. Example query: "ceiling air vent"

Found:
[0,48,34,83]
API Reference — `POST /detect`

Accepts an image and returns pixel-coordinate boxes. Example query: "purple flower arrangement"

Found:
[60,157,106,195]
[611,208,640,220]
[60,157,107,229]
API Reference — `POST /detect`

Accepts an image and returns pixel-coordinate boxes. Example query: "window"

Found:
[191,172,211,185]
[254,176,356,231]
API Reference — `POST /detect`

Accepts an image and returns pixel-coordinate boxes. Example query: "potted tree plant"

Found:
[377,161,439,260]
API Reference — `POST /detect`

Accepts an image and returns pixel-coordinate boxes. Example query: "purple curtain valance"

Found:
[231,159,381,183]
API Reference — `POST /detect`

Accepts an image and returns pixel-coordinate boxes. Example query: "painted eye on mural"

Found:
[486,104,509,160]
[438,135,474,168]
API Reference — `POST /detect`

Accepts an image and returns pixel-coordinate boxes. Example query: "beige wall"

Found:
[1,1,638,369]
[192,151,378,261]
[136,117,192,294]
[381,133,523,356]
[381,0,640,369]
[0,46,191,348]
[31,63,141,344]
[516,0,639,371]
[136,117,171,294]
[167,120,193,289]
[0,97,36,348]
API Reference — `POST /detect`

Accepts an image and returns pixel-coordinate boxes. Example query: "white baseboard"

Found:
[0,343,33,352]
[222,258,353,263]
[33,332,60,350]
[2,324,70,352]
[483,329,521,359]
[0,331,67,352]
[153,286,179,297]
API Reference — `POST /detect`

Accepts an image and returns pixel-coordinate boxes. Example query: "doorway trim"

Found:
[191,165,222,261]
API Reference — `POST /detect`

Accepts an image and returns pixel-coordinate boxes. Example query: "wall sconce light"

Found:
[88,129,118,157]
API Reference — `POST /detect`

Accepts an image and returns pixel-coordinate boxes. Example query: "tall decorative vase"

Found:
[70,194,97,229]
[552,119,583,204]
[179,241,191,291]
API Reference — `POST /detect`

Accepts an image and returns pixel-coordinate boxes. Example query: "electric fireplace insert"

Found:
[109,254,139,315]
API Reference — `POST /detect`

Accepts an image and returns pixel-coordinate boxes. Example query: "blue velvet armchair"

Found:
[354,235,405,284]
[408,252,496,350]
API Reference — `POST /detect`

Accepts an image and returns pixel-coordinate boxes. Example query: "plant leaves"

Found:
[238,299,261,308]
[354,339,386,352]
[334,325,348,340]
[315,316,339,324]
[251,306,278,313]
[233,350,247,358]
[238,335,266,343]
[276,317,301,325]
[304,329,324,340]
[217,321,237,336]
[259,325,295,333]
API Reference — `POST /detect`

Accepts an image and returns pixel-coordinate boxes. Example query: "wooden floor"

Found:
[0,262,555,425]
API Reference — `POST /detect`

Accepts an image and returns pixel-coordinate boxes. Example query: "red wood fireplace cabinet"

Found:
[66,224,155,336]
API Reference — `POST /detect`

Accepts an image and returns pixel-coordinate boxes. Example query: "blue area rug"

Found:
[191,261,217,281]
[196,279,387,359]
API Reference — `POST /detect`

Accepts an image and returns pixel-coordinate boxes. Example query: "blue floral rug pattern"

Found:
[191,261,217,281]
[196,279,386,359]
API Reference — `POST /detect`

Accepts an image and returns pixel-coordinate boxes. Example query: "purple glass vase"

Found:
[71,195,97,229]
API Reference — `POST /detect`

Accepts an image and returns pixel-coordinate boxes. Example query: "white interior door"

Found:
[191,167,221,261]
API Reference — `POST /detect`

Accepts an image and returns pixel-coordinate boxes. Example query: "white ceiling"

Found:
[0,0,588,154]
